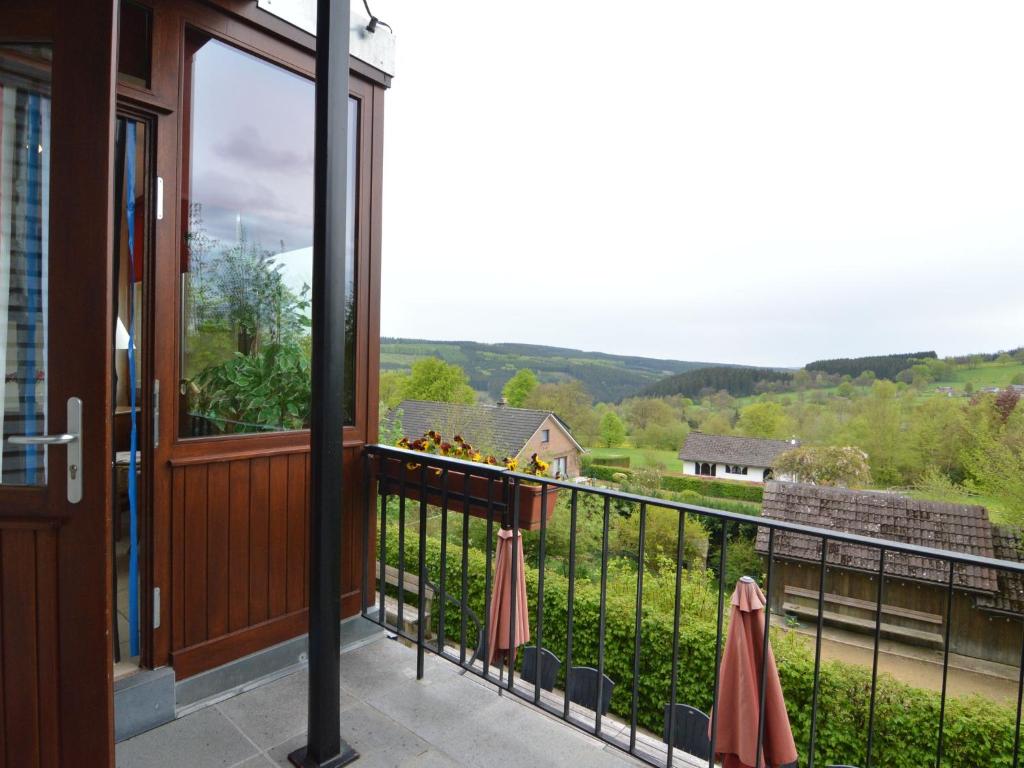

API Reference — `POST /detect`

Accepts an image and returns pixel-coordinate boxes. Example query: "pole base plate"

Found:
[287,742,359,768]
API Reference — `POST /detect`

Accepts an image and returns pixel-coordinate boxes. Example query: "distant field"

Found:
[588,447,683,473]
[933,361,1024,389]
[909,489,1015,525]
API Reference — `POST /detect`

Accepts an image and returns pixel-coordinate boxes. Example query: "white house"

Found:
[678,432,798,483]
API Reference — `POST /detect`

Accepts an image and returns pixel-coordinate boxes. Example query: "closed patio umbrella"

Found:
[711,576,798,768]
[487,527,530,667]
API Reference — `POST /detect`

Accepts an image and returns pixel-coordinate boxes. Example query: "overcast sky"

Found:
[378,2,1024,368]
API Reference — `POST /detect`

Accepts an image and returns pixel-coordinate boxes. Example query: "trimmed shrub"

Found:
[594,454,631,468]
[660,474,764,503]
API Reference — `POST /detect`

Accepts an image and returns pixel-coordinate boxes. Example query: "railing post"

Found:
[534,481,549,706]
[629,501,647,753]
[563,487,579,720]
[755,529,776,766]
[666,507,687,768]
[708,520,729,768]
[417,465,428,680]
[807,536,829,768]
[595,495,611,735]
[866,548,887,768]
[506,478,522,691]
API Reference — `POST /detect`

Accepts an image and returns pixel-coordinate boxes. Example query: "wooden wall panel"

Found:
[170,448,317,676]
[183,464,208,647]
[248,457,270,624]
[0,525,60,768]
[228,460,250,633]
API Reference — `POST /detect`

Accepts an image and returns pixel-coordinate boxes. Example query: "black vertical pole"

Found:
[290,0,356,766]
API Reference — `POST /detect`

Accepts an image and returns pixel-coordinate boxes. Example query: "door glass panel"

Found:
[0,45,52,485]
[180,34,358,437]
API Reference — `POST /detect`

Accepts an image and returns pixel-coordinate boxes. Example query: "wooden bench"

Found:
[375,561,436,636]
[783,585,944,625]
[782,602,945,648]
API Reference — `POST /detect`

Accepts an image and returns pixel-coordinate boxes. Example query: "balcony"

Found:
[116,633,663,767]
[119,445,1024,768]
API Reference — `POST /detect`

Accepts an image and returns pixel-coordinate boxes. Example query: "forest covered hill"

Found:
[380,338,740,402]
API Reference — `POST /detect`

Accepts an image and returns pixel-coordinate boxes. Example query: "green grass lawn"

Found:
[933,360,1024,389]
[587,446,683,473]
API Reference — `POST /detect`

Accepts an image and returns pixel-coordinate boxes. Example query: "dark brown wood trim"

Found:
[170,608,307,679]
[350,57,391,90]
[198,0,391,88]
[166,438,368,467]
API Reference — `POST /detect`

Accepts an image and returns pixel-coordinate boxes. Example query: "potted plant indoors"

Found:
[377,431,559,531]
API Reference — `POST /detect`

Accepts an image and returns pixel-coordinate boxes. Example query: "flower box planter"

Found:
[376,456,558,532]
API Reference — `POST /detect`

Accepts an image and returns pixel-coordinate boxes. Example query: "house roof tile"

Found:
[678,432,797,467]
[387,400,579,459]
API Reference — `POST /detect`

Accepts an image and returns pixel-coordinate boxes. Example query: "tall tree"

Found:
[502,368,539,407]
[598,411,627,448]
[524,379,600,444]
[736,401,790,439]
[401,358,476,404]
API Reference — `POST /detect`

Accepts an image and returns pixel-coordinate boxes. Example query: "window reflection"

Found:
[180,35,357,436]
[0,45,52,485]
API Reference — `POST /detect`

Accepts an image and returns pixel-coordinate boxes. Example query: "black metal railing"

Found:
[361,444,1024,768]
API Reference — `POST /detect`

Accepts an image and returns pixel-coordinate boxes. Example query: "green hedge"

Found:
[381,527,1019,768]
[588,464,764,503]
[593,454,631,468]
[659,474,764,502]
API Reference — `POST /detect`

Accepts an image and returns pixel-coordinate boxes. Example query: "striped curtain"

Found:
[0,47,51,485]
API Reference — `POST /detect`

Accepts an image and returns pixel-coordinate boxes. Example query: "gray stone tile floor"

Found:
[116,630,689,768]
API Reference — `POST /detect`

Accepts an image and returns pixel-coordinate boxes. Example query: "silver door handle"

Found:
[7,397,82,503]
[9,433,76,445]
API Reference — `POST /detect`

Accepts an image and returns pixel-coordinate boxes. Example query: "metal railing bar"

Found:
[666,508,686,768]
[708,520,729,768]
[482,476,497,678]
[595,494,612,735]
[535,480,549,706]
[437,468,450,655]
[755,528,776,767]
[1014,625,1024,768]
[460,469,470,665]
[416,465,428,679]
[506,477,521,692]
[807,536,829,768]
[630,501,647,753]
[377,481,387,622]
[397,484,406,631]
[865,548,887,767]
[564,487,579,720]
[936,559,956,767]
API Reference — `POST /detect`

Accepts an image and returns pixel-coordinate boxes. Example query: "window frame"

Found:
[171,23,379,452]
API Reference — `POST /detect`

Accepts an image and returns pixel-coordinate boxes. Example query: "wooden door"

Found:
[0,3,117,766]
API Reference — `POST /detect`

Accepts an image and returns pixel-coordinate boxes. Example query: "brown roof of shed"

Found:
[756,482,999,593]
[975,525,1024,615]
[679,432,797,467]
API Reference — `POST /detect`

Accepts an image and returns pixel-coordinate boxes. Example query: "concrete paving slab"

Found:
[217,669,356,750]
[266,702,439,768]
[116,706,258,768]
